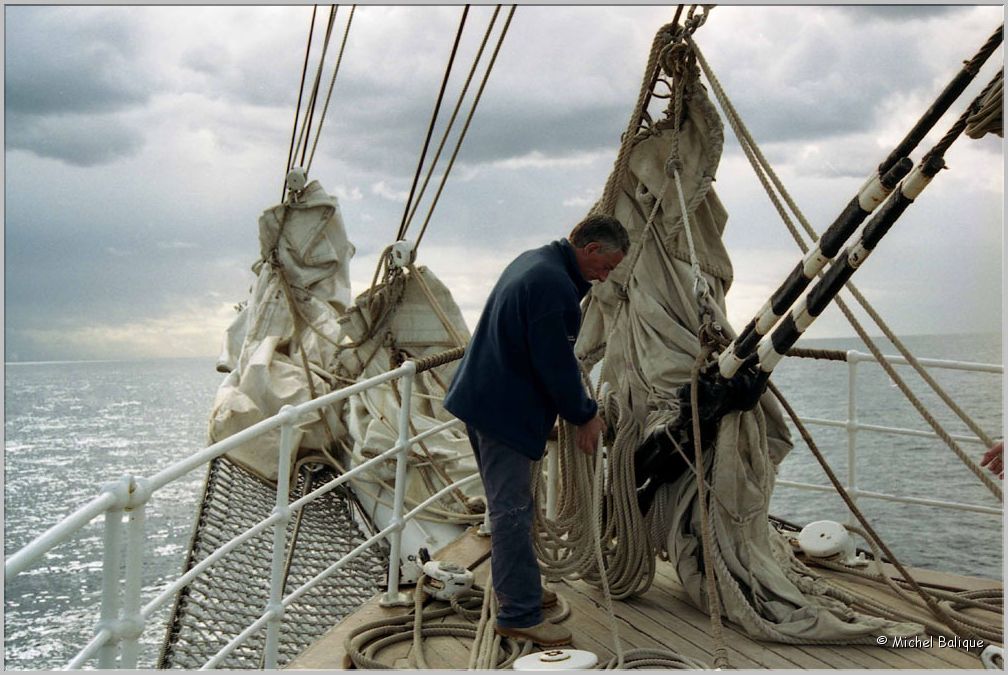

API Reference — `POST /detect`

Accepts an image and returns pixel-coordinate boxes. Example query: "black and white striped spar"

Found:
[717,23,1003,380]
[753,154,946,378]
[717,157,911,379]
[633,156,946,515]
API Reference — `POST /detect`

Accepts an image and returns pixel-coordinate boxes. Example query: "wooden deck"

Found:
[287,527,1002,669]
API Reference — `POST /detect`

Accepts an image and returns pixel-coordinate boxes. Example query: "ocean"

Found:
[3,333,1003,669]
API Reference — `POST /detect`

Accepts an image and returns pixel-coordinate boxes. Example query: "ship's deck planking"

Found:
[288,527,1002,669]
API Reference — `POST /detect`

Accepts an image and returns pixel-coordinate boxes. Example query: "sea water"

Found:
[3,334,1003,669]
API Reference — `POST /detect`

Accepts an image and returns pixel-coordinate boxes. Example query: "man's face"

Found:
[580,242,625,282]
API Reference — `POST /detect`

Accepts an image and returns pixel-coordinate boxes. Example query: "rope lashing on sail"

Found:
[717,25,1003,380]
[261,205,347,471]
[595,19,680,217]
[534,12,728,648]
[582,12,718,384]
[663,27,732,668]
[396,5,471,242]
[768,381,996,651]
[633,5,684,127]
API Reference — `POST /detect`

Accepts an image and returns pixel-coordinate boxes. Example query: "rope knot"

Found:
[665,156,684,177]
[659,41,696,85]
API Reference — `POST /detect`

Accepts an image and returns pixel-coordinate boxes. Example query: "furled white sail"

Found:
[209,179,353,484]
[571,69,923,642]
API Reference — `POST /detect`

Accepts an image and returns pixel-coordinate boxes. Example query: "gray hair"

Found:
[569,214,630,254]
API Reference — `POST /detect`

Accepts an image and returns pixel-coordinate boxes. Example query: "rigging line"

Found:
[401,5,500,236]
[595,19,679,216]
[690,34,999,451]
[879,24,1003,175]
[300,5,339,166]
[413,5,516,250]
[306,5,357,175]
[767,381,990,644]
[637,5,685,128]
[924,69,1003,163]
[293,5,338,168]
[396,5,471,242]
[282,5,319,201]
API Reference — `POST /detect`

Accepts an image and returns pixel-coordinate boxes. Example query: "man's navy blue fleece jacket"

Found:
[443,239,598,460]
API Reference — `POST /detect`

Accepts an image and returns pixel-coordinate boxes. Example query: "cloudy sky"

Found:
[4,4,1003,362]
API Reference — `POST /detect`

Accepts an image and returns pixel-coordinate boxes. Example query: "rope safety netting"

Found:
[160,5,514,667]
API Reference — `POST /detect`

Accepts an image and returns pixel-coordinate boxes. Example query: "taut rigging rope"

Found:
[396,6,471,242]
[413,5,517,250]
[401,6,501,238]
[284,5,319,200]
[306,5,357,175]
[295,6,339,168]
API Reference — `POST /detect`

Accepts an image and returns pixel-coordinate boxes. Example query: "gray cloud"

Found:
[6,113,145,166]
[833,5,960,22]
[5,7,153,166]
[692,6,969,145]
[2,5,1001,363]
[5,6,151,115]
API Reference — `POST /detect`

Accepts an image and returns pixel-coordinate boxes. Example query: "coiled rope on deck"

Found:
[344,577,567,668]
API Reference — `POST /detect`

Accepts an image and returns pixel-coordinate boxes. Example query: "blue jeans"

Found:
[466,425,543,629]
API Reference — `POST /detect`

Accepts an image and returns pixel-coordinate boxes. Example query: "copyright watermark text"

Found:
[876,635,985,649]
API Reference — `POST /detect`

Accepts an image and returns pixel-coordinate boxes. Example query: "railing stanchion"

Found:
[97,476,129,669]
[381,362,417,607]
[846,350,860,527]
[119,477,149,668]
[265,405,297,669]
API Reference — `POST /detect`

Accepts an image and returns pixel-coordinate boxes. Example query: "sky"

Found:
[3,4,1004,363]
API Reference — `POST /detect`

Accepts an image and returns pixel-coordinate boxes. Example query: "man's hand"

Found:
[981,440,1004,479]
[576,416,605,455]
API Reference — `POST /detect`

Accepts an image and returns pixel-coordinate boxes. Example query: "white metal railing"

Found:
[776,349,1004,519]
[5,359,475,670]
[7,349,1003,669]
